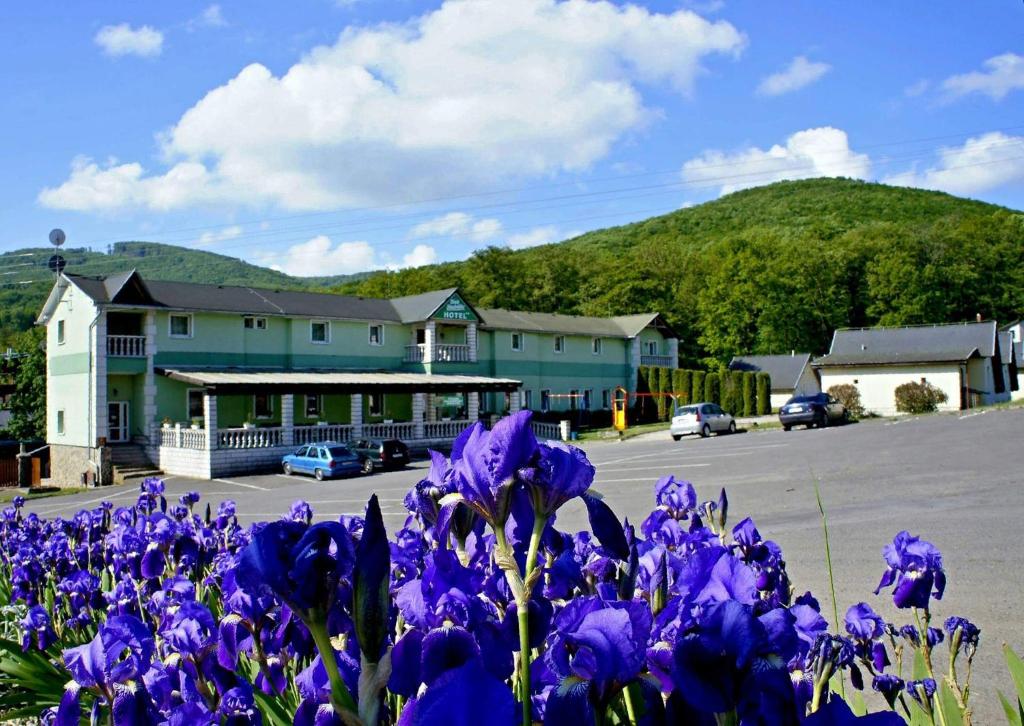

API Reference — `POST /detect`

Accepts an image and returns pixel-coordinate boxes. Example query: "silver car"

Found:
[670,402,736,440]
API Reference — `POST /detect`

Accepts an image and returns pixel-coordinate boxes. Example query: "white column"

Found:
[93,312,108,443]
[628,337,642,395]
[426,392,438,423]
[203,393,217,451]
[423,321,437,363]
[467,391,480,421]
[412,393,426,440]
[509,390,521,413]
[467,323,478,362]
[282,394,294,447]
[143,311,158,441]
[667,338,679,368]
[350,394,363,437]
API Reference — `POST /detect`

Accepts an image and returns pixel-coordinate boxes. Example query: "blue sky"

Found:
[2,1,1023,279]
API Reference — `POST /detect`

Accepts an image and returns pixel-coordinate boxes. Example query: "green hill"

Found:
[3,179,1022,364]
[330,178,1024,365]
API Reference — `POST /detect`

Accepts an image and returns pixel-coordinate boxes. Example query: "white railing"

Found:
[403,343,471,363]
[218,427,284,449]
[424,420,472,439]
[531,421,563,441]
[159,426,207,449]
[363,422,417,440]
[295,424,353,445]
[640,354,675,367]
[107,335,146,357]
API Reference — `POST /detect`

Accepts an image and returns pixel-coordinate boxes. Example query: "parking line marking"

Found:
[594,463,717,473]
[589,443,787,467]
[597,469,711,483]
[214,478,269,491]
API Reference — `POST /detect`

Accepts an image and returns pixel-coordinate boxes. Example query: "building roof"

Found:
[729,354,812,392]
[48,271,668,339]
[158,368,521,393]
[814,320,997,367]
[998,331,1014,364]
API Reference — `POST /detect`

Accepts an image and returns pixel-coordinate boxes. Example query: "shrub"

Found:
[756,372,771,415]
[704,372,720,406]
[895,380,948,414]
[827,383,864,418]
[742,372,755,417]
[636,366,653,422]
[673,369,691,408]
[691,370,706,405]
[721,370,742,415]
[656,367,672,421]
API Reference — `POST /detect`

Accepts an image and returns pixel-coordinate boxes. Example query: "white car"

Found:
[670,402,736,440]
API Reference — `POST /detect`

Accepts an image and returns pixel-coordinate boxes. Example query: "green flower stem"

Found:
[308,621,359,719]
[622,683,639,724]
[517,515,547,726]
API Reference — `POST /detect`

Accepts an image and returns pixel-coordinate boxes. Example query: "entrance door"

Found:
[108,402,129,443]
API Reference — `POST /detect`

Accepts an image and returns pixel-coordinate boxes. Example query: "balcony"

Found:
[640,354,675,367]
[107,335,146,358]
[404,343,472,363]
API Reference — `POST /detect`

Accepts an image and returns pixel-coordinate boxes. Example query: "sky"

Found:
[2,0,1023,281]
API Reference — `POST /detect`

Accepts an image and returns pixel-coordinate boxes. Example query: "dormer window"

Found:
[592,337,603,355]
[244,317,267,330]
[369,324,384,346]
[511,332,523,352]
[554,335,565,353]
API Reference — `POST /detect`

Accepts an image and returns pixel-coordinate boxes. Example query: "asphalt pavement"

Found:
[25,406,1024,722]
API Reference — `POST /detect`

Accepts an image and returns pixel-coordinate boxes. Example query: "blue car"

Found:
[282,442,365,480]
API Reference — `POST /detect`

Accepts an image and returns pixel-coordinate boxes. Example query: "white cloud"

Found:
[194,225,242,248]
[942,53,1024,102]
[94,23,164,57]
[46,0,744,212]
[256,235,379,276]
[198,5,227,28]
[756,55,830,96]
[410,212,503,243]
[681,126,870,196]
[904,79,930,98]
[507,225,562,249]
[399,244,438,268]
[882,132,1024,196]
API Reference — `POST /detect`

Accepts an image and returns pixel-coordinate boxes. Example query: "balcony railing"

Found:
[107,335,146,358]
[403,343,471,363]
[219,427,284,449]
[159,425,206,450]
[531,420,562,441]
[295,424,353,445]
[640,354,675,367]
[424,420,473,439]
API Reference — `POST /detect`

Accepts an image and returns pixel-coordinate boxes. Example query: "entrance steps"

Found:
[110,444,161,485]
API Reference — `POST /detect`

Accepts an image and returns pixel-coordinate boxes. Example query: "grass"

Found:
[0,487,87,504]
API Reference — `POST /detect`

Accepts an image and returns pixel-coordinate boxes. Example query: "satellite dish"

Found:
[48,254,66,274]
[49,228,66,247]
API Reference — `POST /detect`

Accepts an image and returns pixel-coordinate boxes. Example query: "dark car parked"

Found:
[350,438,409,473]
[779,393,847,431]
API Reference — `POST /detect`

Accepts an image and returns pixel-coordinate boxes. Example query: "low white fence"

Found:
[531,421,563,441]
[295,424,354,445]
[159,426,207,450]
[218,427,284,449]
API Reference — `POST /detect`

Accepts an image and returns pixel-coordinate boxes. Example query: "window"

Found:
[570,389,579,410]
[553,335,565,353]
[644,340,658,355]
[540,390,551,413]
[57,320,65,345]
[56,409,65,435]
[311,320,330,344]
[601,389,610,409]
[524,390,533,410]
[296,446,310,457]
[305,394,323,418]
[254,393,274,419]
[187,389,205,420]
[368,324,384,346]
[244,317,267,330]
[511,332,523,352]
[582,389,592,410]
[368,392,384,417]
[592,337,602,355]
[169,314,192,339]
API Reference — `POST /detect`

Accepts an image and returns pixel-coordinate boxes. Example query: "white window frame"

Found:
[253,392,275,419]
[56,320,65,345]
[310,320,331,345]
[244,316,268,330]
[553,335,565,354]
[368,392,384,417]
[56,409,65,435]
[524,390,533,410]
[645,340,658,355]
[368,324,384,346]
[305,393,323,418]
[592,337,602,355]
[511,332,523,352]
[186,389,205,420]
[169,313,193,339]
[540,389,551,413]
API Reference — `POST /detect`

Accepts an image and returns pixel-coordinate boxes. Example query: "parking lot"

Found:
[26,406,1024,721]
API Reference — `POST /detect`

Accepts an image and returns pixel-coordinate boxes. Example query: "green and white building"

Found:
[38,271,678,483]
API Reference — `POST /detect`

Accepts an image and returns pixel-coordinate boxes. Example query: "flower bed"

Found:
[0,412,994,725]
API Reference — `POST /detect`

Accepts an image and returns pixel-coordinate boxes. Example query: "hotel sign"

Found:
[434,294,477,322]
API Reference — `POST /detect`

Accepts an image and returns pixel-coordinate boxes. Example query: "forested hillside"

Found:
[330,178,1024,365]
[3,179,1021,365]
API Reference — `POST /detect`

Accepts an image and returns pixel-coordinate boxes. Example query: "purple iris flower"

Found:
[396,659,516,726]
[20,605,56,651]
[449,411,538,527]
[907,678,937,707]
[803,697,906,725]
[875,531,945,610]
[654,475,697,515]
[518,441,594,519]
[944,616,980,656]
[872,674,905,709]
[845,603,885,641]
[289,500,314,524]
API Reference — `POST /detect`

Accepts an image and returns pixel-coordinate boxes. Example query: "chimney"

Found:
[976,313,982,323]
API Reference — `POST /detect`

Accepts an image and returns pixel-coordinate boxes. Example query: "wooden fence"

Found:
[0,457,17,487]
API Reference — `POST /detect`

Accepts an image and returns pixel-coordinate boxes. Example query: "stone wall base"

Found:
[50,444,112,488]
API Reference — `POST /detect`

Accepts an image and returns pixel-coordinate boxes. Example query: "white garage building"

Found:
[729,353,819,411]
[813,321,1010,416]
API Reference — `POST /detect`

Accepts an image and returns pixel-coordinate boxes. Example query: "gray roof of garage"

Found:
[729,354,811,391]
[814,320,996,367]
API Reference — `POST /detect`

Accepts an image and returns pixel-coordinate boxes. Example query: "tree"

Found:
[703,372,720,406]
[742,372,755,417]
[691,370,706,405]
[756,373,771,415]
[6,328,46,440]
[656,367,672,421]
[673,369,692,407]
